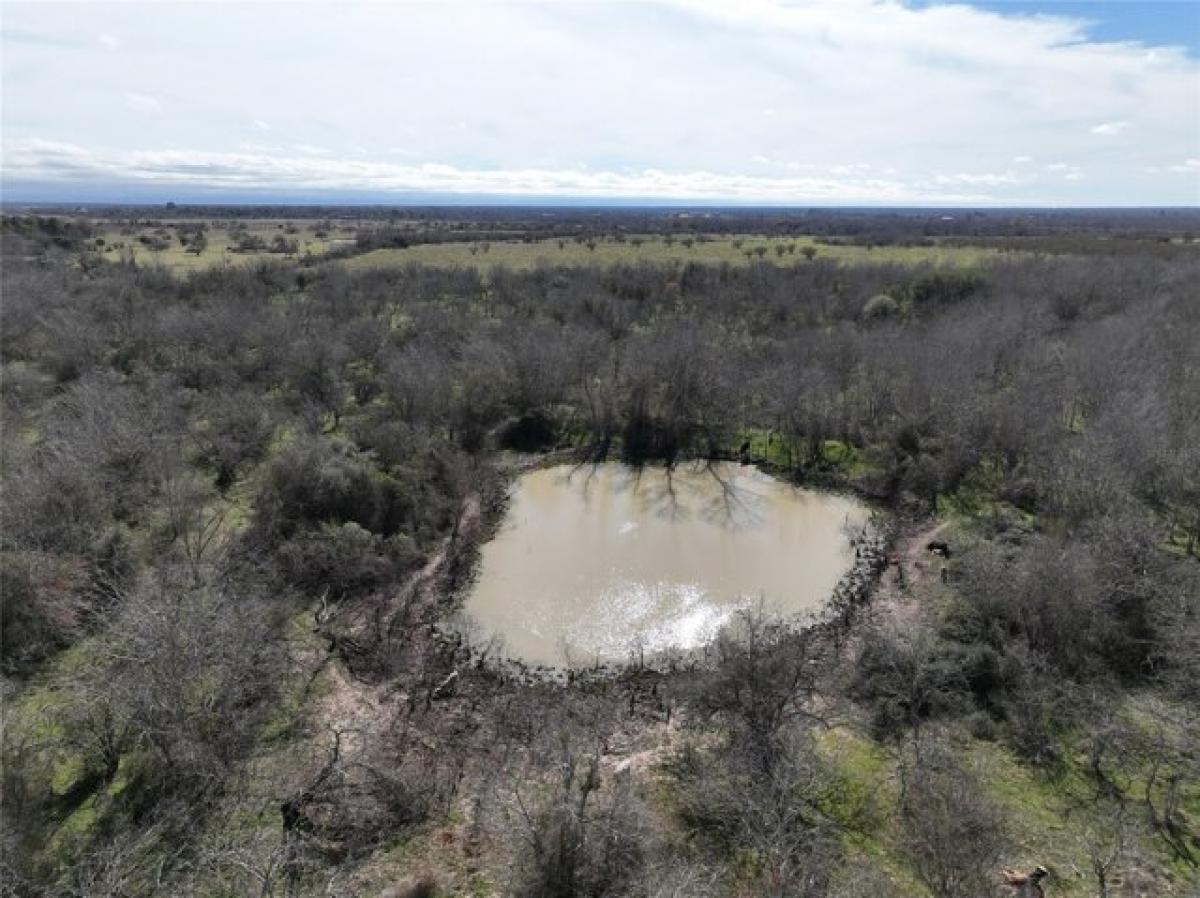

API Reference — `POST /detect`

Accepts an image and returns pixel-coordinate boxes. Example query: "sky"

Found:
[2,0,1198,206]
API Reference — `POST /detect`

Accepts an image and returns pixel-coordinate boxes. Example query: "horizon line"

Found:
[4,198,1199,213]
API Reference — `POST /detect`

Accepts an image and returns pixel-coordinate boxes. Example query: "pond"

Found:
[459,461,869,667]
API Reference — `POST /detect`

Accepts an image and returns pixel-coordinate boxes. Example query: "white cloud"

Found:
[1,1,1197,203]
[933,171,1021,187]
[1043,161,1085,180]
[0,139,1022,203]
[253,119,271,132]
[123,92,161,113]
[1169,158,1200,172]
[98,32,118,51]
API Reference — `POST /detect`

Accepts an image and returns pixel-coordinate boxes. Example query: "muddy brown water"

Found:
[458,462,869,667]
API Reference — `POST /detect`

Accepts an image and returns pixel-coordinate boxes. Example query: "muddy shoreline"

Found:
[427,446,897,687]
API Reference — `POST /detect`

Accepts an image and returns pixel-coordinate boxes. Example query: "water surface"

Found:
[460,462,867,666]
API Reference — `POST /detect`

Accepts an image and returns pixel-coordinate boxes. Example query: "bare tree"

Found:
[901,741,1011,898]
[1079,799,1130,898]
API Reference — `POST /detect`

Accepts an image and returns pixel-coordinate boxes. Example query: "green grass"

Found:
[86,225,1010,273]
[963,735,1200,897]
[344,234,1008,272]
[812,720,1200,898]
[92,220,351,272]
[740,429,880,479]
[742,428,792,467]
[817,727,927,895]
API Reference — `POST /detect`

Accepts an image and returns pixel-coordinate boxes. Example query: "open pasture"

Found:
[344,233,1009,270]
[89,218,355,271]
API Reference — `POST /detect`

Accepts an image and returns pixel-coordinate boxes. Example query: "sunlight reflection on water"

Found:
[459,461,868,666]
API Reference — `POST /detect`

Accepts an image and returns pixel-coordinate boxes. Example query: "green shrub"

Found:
[861,293,900,320]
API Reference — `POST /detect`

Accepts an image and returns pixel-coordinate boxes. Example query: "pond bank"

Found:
[438,453,894,678]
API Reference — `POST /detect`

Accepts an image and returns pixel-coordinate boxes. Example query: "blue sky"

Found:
[954,1,1199,54]
[2,0,1197,206]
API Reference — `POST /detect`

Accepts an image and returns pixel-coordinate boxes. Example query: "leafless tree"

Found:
[900,741,1011,898]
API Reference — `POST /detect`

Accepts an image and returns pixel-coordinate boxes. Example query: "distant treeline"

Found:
[8,204,1199,245]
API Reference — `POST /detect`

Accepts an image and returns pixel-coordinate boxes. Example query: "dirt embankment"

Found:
[869,518,952,629]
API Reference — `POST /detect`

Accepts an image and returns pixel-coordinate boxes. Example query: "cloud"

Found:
[829,163,875,176]
[123,92,161,113]
[933,171,1021,187]
[98,32,118,51]
[0,139,1022,203]
[0,27,89,49]
[2,0,1197,203]
[253,119,271,132]
[1046,162,1084,180]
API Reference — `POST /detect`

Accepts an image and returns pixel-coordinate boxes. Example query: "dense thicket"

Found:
[2,215,1197,894]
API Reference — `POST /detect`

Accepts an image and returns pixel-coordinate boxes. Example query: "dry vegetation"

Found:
[1,208,1198,897]
[343,233,1006,271]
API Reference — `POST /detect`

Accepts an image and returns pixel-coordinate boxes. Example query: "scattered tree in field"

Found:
[187,230,208,255]
[862,293,899,320]
[269,235,299,255]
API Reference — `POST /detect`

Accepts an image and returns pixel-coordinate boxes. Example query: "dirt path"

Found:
[870,518,952,628]
[275,489,488,811]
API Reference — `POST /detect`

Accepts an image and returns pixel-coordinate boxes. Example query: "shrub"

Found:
[252,437,388,543]
[901,745,1011,898]
[861,293,900,321]
[277,522,405,598]
[510,757,648,898]
[500,409,559,451]
[850,623,968,746]
[0,551,88,675]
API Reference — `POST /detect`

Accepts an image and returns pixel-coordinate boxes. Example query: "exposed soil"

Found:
[869,518,952,630]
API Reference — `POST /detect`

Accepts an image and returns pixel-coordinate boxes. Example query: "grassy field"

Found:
[91,219,355,272]
[86,223,1011,273]
[344,234,1010,271]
